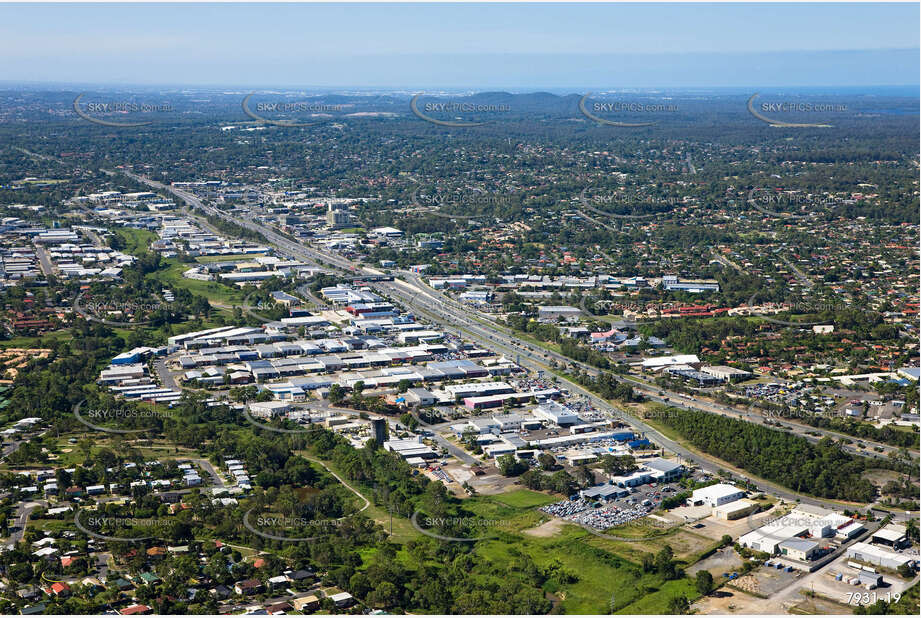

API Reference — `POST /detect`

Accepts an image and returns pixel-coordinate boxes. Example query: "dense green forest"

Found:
[657,408,907,503]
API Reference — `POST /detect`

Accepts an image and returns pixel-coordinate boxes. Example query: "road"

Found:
[780,254,815,290]
[34,245,56,276]
[7,500,48,545]
[122,170,914,510]
[154,358,178,390]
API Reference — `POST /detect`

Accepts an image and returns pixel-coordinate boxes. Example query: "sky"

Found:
[0,2,918,89]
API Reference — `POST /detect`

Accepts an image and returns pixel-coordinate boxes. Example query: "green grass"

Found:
[113,228,157,256]
[150,260,248,305]
[0,330,70,348]
[613,577,698,614]
[490,488,559,508]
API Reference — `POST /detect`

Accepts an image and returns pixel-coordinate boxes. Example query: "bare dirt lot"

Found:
[688,546,744,577]
[693,588,775,614]
[738,565,804,598]
[523,517,566,538]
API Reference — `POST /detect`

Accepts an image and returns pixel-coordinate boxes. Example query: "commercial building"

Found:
[537,306,582,322]
[778,538,820,562]
[532,400,580,426]
[643,457,685,482]
[871,524,909,549]
[581,484,630,502]
[689,483,745,508]
[701,365,753,382]
[641,354,701,370]
[248,401,292,418]
[712,498,758,521]
[846,542,915,570]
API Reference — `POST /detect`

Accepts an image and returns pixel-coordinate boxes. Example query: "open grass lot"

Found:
[151,260,248,305]
[587,526,718,564]
[460,490,705,613]
[113,228,158,256]
[474,524,701,614]
[490,488,559,509]
[614,577,699,614]
[0,330,71,349]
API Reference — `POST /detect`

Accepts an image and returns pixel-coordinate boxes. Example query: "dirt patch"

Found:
[523,518,566,538]
[469,474,519,495]
[688,546,744,577]
[693,588,774,614]
[861,468,902,487]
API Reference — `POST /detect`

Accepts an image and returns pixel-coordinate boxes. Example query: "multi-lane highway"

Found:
[123,171,915,511]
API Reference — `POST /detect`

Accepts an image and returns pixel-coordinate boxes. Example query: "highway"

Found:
[122,171,914,511]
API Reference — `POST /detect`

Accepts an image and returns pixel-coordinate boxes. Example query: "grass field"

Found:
[0,330,71,349]
[490,488,559,509]
[460,492,704,613]
[151,260,248,305]
[113,228,158,256]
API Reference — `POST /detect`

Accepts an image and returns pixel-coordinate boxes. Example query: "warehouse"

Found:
[871,524,909,549]
[701,365,753,382]
[846,542,915,570]
[537,305,582,322]
[581,484,629,502]
[248,401,292,418]
[444,381,515,399]
[643,457,685,482]
[712,498,757,521]
[778,538,820,562]
[836,521,866,540]
[689,483,745,508]
[384,438,437,460]
[532,400,580,426]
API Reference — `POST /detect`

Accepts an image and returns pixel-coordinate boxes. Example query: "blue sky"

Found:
[1,2,918,89]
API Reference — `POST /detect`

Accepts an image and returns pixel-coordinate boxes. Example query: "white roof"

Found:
[873,524,907,542]
[642,354,700,368]
[691,483,743,502]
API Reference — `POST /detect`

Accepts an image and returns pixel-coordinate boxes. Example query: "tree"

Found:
[497,454,526,477]
[538,452,556,471]
[667,595,690,615]
[696,570,714,595]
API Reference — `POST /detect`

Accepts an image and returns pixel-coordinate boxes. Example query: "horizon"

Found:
[1,3,918,89]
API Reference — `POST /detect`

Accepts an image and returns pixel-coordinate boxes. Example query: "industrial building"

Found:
[871,524,909,549]
[689,483,745,508]
[846,542,916,570]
